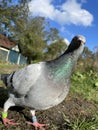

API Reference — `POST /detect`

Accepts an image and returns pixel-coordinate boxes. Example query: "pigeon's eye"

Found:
[78,40,82,43]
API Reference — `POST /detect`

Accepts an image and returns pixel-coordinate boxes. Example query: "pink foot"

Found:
[27,121,47,130]
[2,118,19,126]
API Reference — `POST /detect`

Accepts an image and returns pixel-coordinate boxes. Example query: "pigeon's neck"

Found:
[47,44,84,83]
[52,54,76,82]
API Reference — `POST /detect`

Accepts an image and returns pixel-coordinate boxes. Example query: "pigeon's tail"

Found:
[0,74,10,86]
[0,72,15,87]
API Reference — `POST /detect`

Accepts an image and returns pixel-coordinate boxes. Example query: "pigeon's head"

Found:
[65,35,86,54]
[72,35,86,45]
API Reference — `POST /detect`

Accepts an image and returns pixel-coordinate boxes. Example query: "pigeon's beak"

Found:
[78,36,86,45]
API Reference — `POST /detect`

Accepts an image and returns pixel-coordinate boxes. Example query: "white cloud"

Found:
[60,0,93,26]
[64,38,70,45]
[28,0,93,26]
[28,0,54,19]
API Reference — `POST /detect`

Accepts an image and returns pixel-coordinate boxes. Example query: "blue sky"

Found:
[28,0,98,51]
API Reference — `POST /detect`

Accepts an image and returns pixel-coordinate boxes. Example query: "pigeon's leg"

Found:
[27,110,47,130]
[2,98,19,126]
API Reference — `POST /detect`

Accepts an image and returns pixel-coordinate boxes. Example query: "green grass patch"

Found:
[63,113,98,130]
[0,62,24,74]
[71,70,98,103]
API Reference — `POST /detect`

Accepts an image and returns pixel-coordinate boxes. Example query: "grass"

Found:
[71,70,98,103]
[65,70,98,130]
[63,113,98,130]
[0,62,24,74]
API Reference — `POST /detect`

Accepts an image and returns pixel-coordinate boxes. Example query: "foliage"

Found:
[76,47,93,71]
[71,70,98,102]
[63,114,98,130]
[19,17,47,63]
[0,0,29,36]
[93,46,98,70]
[44,35,67,61]
[0,0,67,63]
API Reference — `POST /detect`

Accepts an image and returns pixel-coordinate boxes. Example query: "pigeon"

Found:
[0,35,86,130]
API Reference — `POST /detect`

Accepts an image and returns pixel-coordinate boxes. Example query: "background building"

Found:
[0,34,27,64]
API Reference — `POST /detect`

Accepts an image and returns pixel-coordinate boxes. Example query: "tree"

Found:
[19,19,68,63]
[0,0,45,64]
[0,0,67,64]
[19,17,47,64]
[43,27,67,60]
[93,46,98,71]
[0,0,29,37]
[44,38,67,61]
[76,47,94,71]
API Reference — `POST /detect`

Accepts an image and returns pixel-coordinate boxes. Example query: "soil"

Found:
[0,87,98,130]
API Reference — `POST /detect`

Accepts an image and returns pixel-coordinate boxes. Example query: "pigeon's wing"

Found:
[11,62,43,96]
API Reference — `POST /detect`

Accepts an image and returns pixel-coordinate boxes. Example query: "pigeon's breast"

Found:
[24,70,70,110]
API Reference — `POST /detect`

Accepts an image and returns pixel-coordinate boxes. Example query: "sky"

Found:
[28,0,98,52]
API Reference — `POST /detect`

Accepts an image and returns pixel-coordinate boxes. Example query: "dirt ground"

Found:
[0,87,98,130]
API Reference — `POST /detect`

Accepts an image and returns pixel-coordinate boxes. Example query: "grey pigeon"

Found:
[0,35,86,130]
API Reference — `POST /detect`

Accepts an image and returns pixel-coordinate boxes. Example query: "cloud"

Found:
[28,0,54,19]
[64,38,70,45]
[28,0,93,26]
